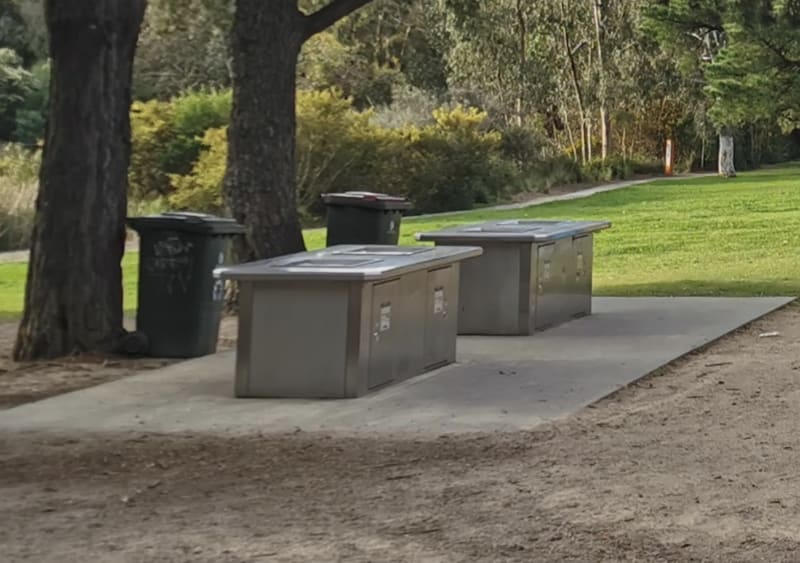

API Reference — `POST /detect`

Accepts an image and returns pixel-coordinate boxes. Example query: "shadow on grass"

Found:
[597,279,800,298]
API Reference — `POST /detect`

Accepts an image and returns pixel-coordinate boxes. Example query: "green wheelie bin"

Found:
[322,191,412,247]
[127,212,245,358]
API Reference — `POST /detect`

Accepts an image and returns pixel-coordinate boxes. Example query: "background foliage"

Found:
[1,0,800,250]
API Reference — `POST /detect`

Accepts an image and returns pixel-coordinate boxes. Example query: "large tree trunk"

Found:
[223,0,307,262]
[718,129,736,178]
[14,0,146,361]
[224,0,372,262]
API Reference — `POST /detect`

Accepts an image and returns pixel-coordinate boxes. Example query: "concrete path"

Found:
[0,296,791,437]
[409,173,712,220]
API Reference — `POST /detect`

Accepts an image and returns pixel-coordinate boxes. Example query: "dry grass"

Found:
[0,144,38,252]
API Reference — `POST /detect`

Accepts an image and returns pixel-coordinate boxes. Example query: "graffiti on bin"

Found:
[144,236,195,295]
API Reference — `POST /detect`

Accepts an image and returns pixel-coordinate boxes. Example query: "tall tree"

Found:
[644,0,736,177]
[705,1,800,136]
[0,0,32,62]
[554,0,592,163]
[14,0,147,360]
[442,0,561,130]
[223,0,373,262]
[323,0,450,100]
[134,0,232,99]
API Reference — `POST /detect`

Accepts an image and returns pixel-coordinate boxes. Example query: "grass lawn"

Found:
[1,164,799,318]
[0,255,141,321]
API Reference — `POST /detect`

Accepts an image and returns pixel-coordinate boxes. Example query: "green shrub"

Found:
[12,60,49,146]
[172,90,231,137]
[129,99,175,199]
[129,90,231,199]
[403,106,514,212]
[168,126,227,214]
[629,159,663,175]
[581,156,634,183]
[166,93,520,217]
[499,125,559,168]
[163,90,676,219]
[164,89,402,218]
[161,90,230,190]
[518,155,583,193]
[581,160,612,182]
[127,196,169,218]
[372,85,439,128]
[296,89,385,216]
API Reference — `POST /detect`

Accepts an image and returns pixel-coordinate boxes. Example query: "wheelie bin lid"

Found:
[127,212,246,235]
[321,191,412,211]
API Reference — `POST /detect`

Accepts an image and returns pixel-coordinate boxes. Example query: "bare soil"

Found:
[0,317,238,410]
[2,304,800,562]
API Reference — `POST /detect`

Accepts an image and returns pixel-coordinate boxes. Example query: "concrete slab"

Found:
[0,297,792,436]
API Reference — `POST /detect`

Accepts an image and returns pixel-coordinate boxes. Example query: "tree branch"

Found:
[758,35,800,70]
[303,0,374,42]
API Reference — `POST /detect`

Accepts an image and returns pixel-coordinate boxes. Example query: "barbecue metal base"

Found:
[234,265,461,398]
[454,235,595,335]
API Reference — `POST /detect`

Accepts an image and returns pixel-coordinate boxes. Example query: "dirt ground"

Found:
[3,304,800,562]
[0,317,238,410]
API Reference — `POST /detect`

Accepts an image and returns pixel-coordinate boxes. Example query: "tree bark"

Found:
[586,118,593,161]
[514,0,526,128]
[560,1,587,164]
[14,0,146,361]
[718,129,736,177]
[224,0,373,262]
[598,107,609,160]
[563,34,587,164]
[563,107,579,162]
[701,135,706,169]
[592,0,611,160]
[223,0,307,262]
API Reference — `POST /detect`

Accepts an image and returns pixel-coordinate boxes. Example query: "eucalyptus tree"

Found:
[15,0,148,360]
